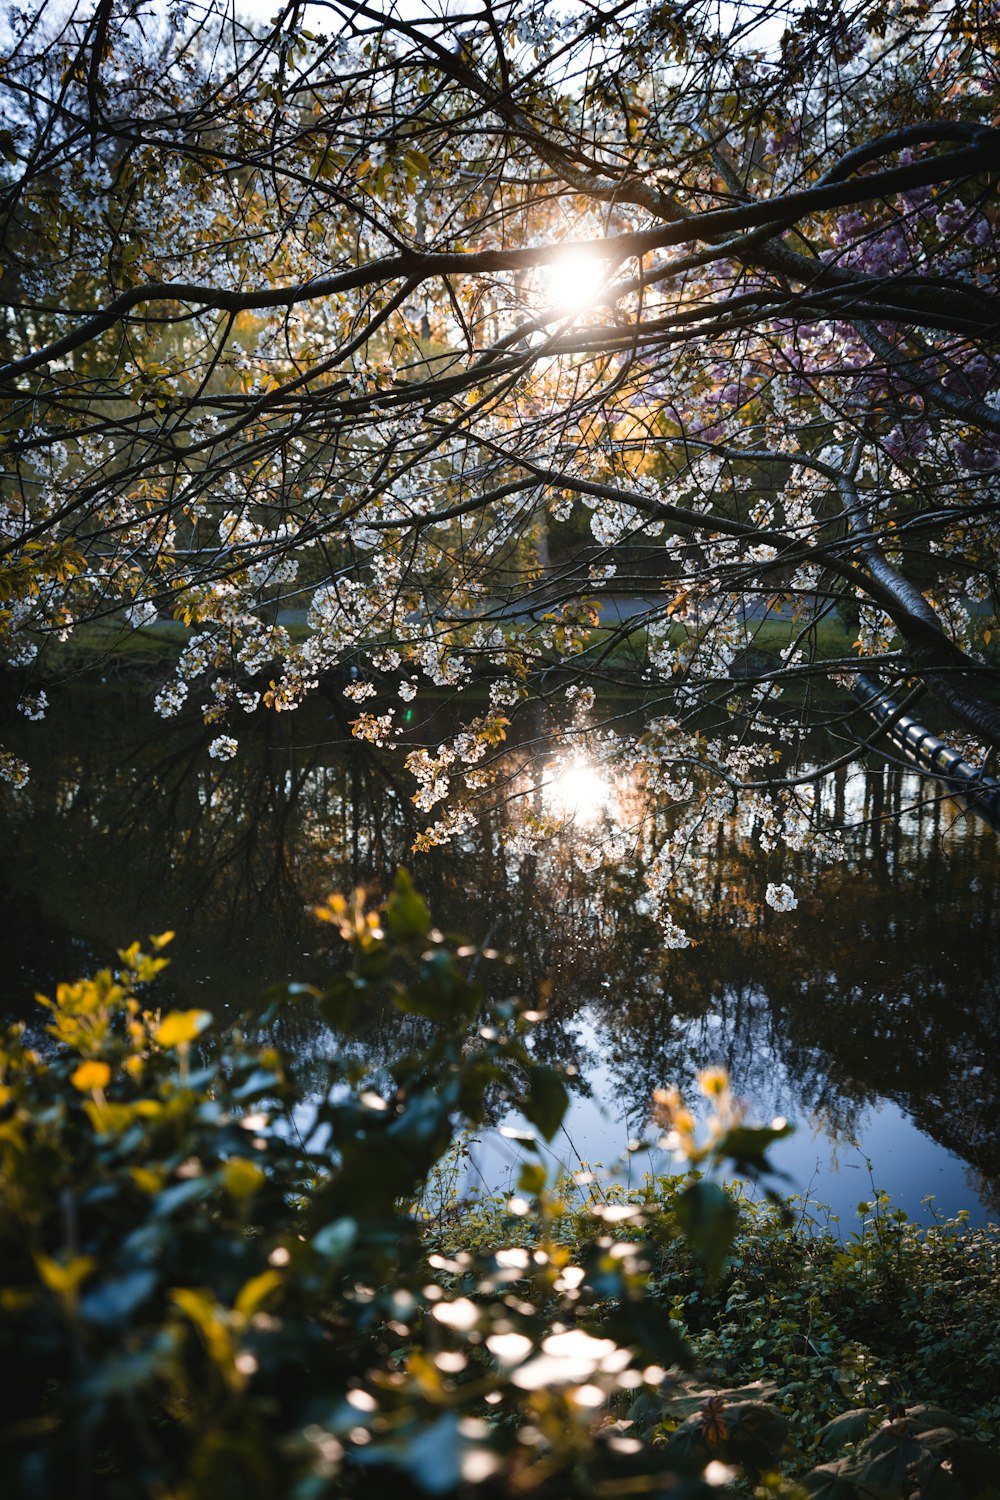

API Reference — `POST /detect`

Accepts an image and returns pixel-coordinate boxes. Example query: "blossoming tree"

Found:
[1,0,998,935]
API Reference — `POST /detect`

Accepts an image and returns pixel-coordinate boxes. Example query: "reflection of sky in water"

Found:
[464,1006,986,1229]
[1,701,998,1225]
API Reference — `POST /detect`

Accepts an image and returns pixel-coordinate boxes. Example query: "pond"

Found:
[2,681,998,1227]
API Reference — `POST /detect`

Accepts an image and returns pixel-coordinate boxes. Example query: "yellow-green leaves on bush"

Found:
[34,1253,95,1306]
[222,1158,265,1199]
[155,1009,211,1049]
[71,1060,110,1092]
[118,938,172,985]
[234,1270,282,1320]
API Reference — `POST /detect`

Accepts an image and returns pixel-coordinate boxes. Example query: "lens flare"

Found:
[541,250,608,314]
[544,759,610,825]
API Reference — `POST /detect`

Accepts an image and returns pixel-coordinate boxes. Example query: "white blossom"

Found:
[126,600,159,629]
[344,680,378,702]
[0,751,30,787]
[208,735,239,761]
[765,882,798,912]
[18,691,48,721]
[154,681,189,718]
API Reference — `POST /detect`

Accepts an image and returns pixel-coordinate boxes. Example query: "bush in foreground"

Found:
[0,875,997,1499]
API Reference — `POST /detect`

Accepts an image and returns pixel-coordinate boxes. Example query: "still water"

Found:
[2,683,998,1225]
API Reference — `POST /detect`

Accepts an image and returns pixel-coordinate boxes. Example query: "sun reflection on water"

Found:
[543,759,612,826]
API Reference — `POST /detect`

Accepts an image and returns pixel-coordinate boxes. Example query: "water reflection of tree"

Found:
[0,689,416,1007]
[572,801,1000,1203]
[1,695,998,1203]
[452,757,1000,1203]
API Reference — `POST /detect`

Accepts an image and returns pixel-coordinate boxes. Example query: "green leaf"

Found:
[313,1217,358,1263]
[523,1064,568,1142]
[675,1180,740,1283]
[725,1400,791,1471]
[817,1409,876,1452]
[386,868,430,939]
[720,1122,794,1167]
[905,1404,964,1435]
[518,1160,547,1196]
[80,1269,157,1325]
[319,974,367,1029]
[397,1411,465,1494]
[262,981,318,1002]
[801,1459,866,1499]
[79,1340,172,1400]
[231,1067,281,1100]
[152,1176,212,1219]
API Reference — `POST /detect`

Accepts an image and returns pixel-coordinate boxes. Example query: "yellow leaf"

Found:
[0,1288,37,1311]
[234,1268,282,1319]
[131,1166,165,1194]
[698,1066,729,1099]
[71,1060,110,1092]
[131,1099,162,1118]
[171,1288,236,1379]
[155,1010,211,1049]
[171,1285,216,1331]
[223,1158,265,1199]
[84,1100,134,1133]
[35,1253,95,1300]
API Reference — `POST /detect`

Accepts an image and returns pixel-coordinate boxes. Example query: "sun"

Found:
[540,250,609,315]
[543,759,610,826]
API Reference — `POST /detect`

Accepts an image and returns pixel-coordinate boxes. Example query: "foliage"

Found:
[1,876,997,1498]
[2,0,1000,926]
[431,1171,1000,1457]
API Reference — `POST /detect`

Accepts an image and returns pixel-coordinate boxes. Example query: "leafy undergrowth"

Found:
[1,874,997,1499]
[428,1166,1000,1482]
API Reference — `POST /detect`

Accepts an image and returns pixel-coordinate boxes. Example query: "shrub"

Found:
[0,874,996,1500]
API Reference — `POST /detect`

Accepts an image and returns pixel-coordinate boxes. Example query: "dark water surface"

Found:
[2,683,998,1225]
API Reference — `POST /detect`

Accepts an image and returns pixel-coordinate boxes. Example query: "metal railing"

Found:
[853,673,1000,830]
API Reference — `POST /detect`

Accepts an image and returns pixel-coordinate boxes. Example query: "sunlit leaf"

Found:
[518,1161,547,1196]
[234,1269,282,1319]
[223,1158,265,1199]
[35,1253,95,1300]
[71,1059,110,1092]
[155,1009,212,1049]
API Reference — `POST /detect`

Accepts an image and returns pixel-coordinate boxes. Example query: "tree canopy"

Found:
[2,0,999,930]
